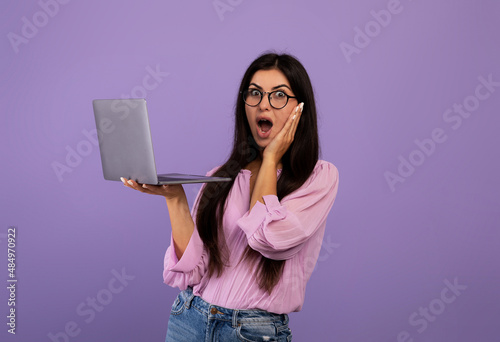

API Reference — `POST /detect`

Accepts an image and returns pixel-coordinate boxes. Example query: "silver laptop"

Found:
[92,98,231,185]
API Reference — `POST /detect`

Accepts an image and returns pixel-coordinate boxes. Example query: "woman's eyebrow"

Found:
[272,84,291,91]
[248,83,292,91]
[249,83,263,89]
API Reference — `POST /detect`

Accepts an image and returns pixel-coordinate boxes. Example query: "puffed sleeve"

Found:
[162,166,220,289]
[236,160,339,260]
[163,230,208,289]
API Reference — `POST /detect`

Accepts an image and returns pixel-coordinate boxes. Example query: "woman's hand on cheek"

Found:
[263,102,304,166]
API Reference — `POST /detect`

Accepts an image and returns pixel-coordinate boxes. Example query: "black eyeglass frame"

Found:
[240,89,298,109]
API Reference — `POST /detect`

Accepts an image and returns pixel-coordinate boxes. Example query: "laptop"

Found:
[92,98,231,185]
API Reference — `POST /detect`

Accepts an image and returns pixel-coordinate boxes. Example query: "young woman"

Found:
[122,52,339,341]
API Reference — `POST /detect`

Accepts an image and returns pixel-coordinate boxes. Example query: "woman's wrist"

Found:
[250,158,279,208]
[261,155,280,171]
[166,196,192,219]
[164,186,188,206]
[165,195,186,207]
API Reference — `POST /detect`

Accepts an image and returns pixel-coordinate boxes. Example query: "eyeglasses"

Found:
[241,88,297,109]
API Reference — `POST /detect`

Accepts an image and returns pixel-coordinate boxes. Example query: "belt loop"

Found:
[184,287,195,309]
[185,294,195,309]
[232,309,239,328]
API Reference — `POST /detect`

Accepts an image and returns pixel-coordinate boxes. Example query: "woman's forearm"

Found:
[250,158,279,209]
[165,196,195,260]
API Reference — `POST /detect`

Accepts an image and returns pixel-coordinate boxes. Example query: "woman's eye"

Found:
[250,90,261,97]
[275,91,286,98]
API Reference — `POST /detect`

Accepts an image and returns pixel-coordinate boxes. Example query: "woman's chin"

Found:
[254,140,268,151]
[250,135,268,150]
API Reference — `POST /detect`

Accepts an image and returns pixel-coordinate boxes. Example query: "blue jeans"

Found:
[165,287,293,342]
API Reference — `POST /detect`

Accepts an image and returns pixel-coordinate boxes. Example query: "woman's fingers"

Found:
[142,183,170,196]
[273,110,293,142]
[288,102,303,140]
[279,102,302,141]
[284,102,303,142]
[121,177,134,188]
[121,177,185,199]
[121,177,155,194]
[141,183,158,194]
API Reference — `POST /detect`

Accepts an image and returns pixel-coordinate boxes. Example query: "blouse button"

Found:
[210,307,218,315]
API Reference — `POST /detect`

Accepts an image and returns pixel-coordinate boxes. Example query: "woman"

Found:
[122,52,339,341]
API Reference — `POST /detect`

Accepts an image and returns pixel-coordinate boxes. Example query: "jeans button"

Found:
[210,307,218,315]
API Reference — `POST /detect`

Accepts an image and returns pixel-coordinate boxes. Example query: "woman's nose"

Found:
[258,94,271,111]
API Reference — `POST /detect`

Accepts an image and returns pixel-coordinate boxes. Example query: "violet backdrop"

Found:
[1,0,499,341]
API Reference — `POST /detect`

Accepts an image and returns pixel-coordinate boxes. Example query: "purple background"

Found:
[1,0,499,341]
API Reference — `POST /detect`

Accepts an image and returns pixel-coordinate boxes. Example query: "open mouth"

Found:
[257,119,273,133]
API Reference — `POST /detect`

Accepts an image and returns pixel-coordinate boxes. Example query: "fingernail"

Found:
[300,103,304,111]
[120,177,126,183]
[142,184,147,188]
[127,180,133,185]
[292,114,297,120]
[295,105,299,113]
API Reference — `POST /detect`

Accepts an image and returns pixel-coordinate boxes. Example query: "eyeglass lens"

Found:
[243,90,289,109]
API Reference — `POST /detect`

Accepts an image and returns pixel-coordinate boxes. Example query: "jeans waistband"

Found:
[180,287,289,327]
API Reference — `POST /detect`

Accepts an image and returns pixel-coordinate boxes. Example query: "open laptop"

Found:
[92,98,231,185]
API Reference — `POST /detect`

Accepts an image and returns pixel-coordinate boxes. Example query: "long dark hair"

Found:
[195,52,319,293]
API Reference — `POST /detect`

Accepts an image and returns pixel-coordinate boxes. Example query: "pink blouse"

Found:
[163,160,339,314]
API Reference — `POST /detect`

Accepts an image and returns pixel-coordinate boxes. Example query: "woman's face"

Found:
[244,69,299,150]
